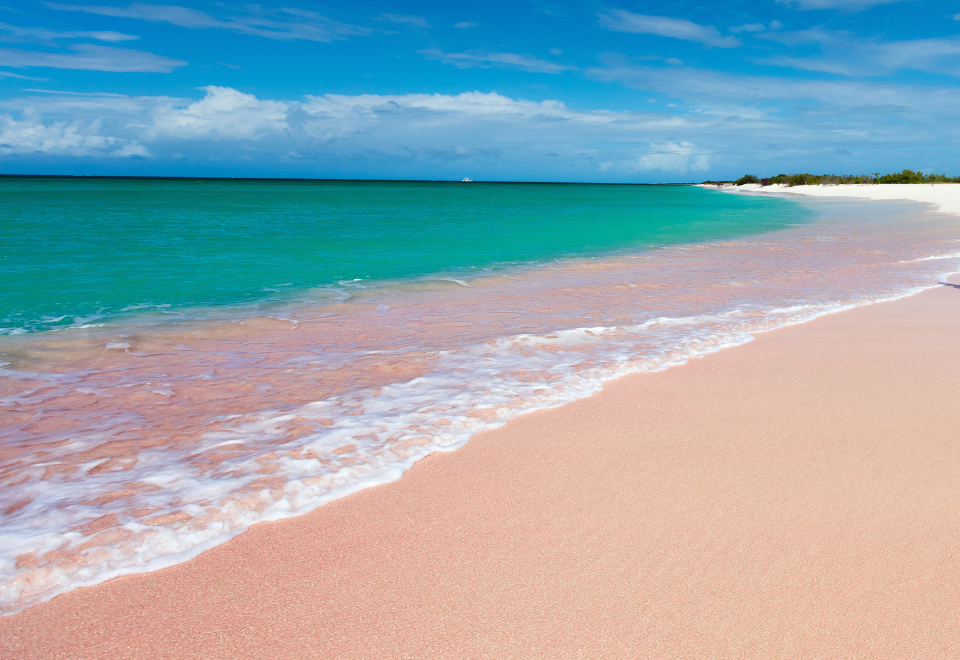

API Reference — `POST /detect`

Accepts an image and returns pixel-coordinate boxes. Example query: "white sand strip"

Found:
[707,182,960,216]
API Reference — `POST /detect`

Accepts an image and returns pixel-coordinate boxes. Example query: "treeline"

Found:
[703,170,960,187]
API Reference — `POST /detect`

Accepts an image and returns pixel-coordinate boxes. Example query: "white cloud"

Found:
[3,83,959,179]
[758,26,842,45]
[0,43,186,72]
[453,21,476,28]
[636,141,710,172]
[46,3,220,27]
[46,3,371,42]
[419,48,575,73]
[588,59,960,123]
[0,88,708,177]
[0,21,139,42]
[775,0,905,9]
[599,11,741,48]
[298,91,608,122]
[757,30,960,76]
[379,14,430,28]
[23,88,129,96]
[0,70,46,80]
[730,23,766,33]
[0,109,148,156]
[585,60,960,173]
[148,86,288,140]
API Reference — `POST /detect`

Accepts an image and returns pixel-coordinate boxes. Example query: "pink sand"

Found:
[3,279,960,658]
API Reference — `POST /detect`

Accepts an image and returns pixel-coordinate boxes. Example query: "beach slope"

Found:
[721,182,960,215]
[3,278,960,659]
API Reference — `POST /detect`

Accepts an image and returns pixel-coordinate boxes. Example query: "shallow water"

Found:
[0,179,805,335]
[2,184,959,615]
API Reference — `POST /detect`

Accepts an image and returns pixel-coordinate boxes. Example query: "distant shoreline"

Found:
[5,172,960,186]
[705,181,960,217]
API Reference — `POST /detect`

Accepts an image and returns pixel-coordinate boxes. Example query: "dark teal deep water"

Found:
[0,178,812,334]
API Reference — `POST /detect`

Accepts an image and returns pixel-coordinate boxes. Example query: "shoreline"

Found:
[3,271,960,656]
[2,188,959,650]
[12,188,942,617]
[704,181,960,215]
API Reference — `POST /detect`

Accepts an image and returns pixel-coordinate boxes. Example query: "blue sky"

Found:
[0,0,959,181]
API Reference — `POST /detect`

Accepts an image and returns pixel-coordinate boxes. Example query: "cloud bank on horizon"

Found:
[0,0,958,181]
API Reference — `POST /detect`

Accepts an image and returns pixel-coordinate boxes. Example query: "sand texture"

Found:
[716,182,960,215]
[3,278,960,659]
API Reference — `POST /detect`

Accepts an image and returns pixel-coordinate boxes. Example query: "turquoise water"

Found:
[8,180,960,616]
[0,178,811,334]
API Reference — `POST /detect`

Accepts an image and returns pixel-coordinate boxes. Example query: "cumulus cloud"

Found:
[0,87,714,176]
[0,43,186,72]
[46,3,371,42]
[586,60,960,173]
[148,86,288,139]
[453,21,476,28]
[419,48,574,73]
[636,141,710,172]
[3,82,959,179]
[599,11,741,48]
[0,110,148,156]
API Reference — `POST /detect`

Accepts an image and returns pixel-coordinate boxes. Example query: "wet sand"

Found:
[3,276,960,659]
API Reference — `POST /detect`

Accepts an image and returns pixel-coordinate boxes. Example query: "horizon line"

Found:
[0,174,697,186]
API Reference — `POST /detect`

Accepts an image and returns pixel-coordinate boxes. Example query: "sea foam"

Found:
[1,195,959,615]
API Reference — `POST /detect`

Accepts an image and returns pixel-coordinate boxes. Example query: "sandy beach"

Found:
[3,247,960,655]
[714,182,960,215]
[5,0,960,652]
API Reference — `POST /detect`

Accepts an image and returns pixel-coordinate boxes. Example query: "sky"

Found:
[0,0,959,182]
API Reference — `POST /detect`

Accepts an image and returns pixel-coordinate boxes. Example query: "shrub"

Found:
[707,170,959,186]
[787,173,821,186]
[875,169,960,184]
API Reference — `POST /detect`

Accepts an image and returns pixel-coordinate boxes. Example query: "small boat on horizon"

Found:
[462,177,473,182]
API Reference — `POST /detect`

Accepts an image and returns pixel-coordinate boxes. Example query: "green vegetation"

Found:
[874,169,960,184]
[708,170,960,187]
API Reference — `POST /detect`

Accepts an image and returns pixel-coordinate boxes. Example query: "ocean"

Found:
[2,178,958,614]
[1,178,807,335]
